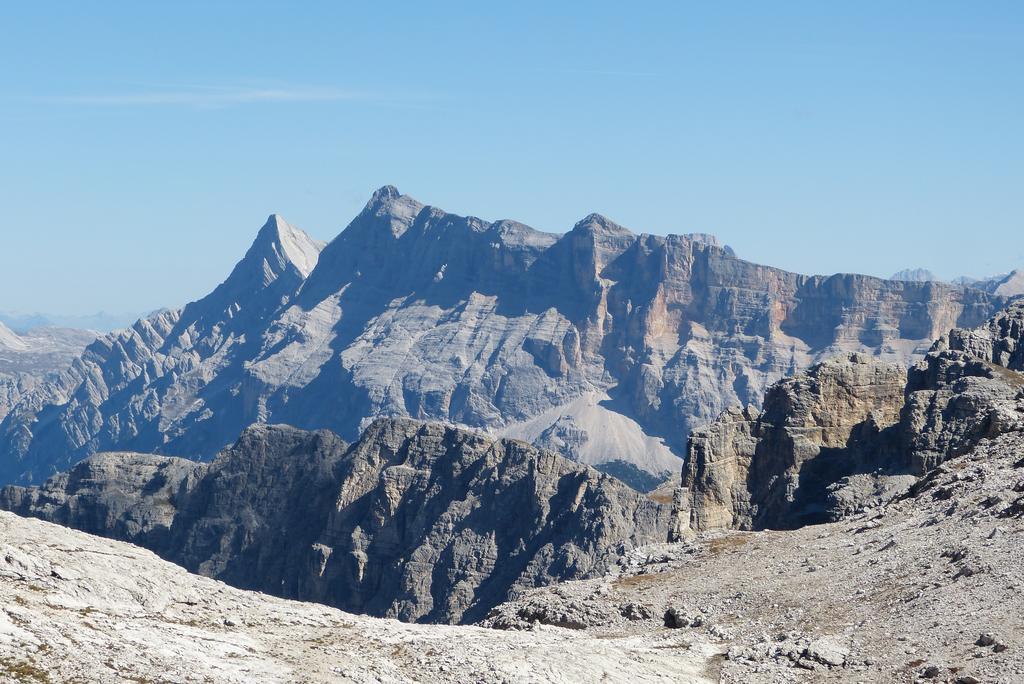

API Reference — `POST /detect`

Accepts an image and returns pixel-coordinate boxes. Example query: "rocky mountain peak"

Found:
[254,214,325,279]
[359,185,426,238]
[369,184,401,203]
[571,213,635,240]
[0,188,1009,487]
[891,268,940,283]
[992,269,1024,297]
[165,214,325,338]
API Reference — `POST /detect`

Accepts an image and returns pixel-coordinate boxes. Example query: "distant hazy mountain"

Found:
[889,268,939,283]
[0,322,96,423]
[0,310,141,334]
[956,269,1024,298]
[0,187,1007,487]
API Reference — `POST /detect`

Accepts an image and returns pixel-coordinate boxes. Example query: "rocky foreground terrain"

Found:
[487,430,1024,683]
[2,426,1023,682]
[480,303,1024,682]
[1,418,668,624]
[0,187,1007,487]
[0,511,717,683]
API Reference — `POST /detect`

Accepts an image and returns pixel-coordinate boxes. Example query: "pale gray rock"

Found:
[0,511,718,683]
[901,302,1024,473]
[489,429,1024,683]
[958,269,1024,297]
[0,418,669,624]
[0,187,1007,486]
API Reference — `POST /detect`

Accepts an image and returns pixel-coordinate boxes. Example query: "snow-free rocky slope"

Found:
[0,187,1007,486]
[486,430,1024,683]
[0,321,95,423]
[1,418,669,625]
[0,510,718,683]
[4,322,1024,681]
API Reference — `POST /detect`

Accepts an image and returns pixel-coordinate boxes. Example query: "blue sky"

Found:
[2,2,1022,316]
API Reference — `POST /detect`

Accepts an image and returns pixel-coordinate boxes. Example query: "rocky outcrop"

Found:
[960,269,1024,297]
[0,187,1007,486]
[676,302,1024,536]
[890,268,939,283]
[900,301,1024,473]
[0,451,200,549]
[0,418,669,624]
[677,354,908,533]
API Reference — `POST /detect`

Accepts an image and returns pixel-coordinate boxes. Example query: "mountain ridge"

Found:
[0,187,1009,486]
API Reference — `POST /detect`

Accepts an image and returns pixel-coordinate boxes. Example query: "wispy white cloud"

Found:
[33,85,369,108]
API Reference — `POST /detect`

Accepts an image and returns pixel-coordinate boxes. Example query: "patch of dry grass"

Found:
[706,534,752,555]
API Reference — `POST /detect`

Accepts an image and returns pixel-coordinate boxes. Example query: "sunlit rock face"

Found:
[675,302,1024,537]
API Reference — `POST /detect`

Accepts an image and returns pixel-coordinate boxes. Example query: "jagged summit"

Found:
[202,214,323,301]
[355,184,425,238]
[572,212,635,237]
[254,214,325,279]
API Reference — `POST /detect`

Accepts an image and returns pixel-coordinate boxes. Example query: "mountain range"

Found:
[3,284,1022,682]
[0,321,96,424]
[0,186,1009,488]
[0,310,142,334]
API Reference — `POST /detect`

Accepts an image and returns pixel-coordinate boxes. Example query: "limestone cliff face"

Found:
[901,302,1024,473]
[0,187,1007,486]
[676,302,1024,537]
[677,354,907,533]
[0,419,669,625]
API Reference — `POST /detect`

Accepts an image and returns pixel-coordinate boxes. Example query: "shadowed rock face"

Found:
[0,418,669,625]
[674,302,1024,537]
[0,187,1007,486]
